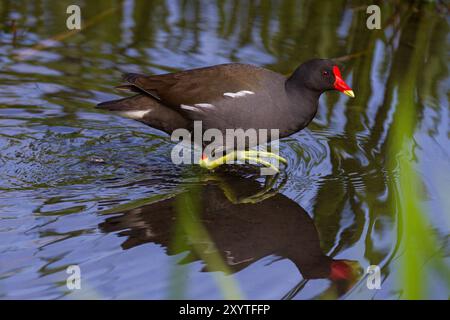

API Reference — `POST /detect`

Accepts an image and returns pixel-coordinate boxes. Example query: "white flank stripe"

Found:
[117,110,150,120]
[180,104,200,112]
[223,90,255,98]
[195,103,215,109]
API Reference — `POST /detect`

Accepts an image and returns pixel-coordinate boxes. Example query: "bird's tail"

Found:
[96,94,155,120]
[96,94,189,134]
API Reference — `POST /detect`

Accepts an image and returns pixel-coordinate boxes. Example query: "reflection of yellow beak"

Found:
[343,90,355,98]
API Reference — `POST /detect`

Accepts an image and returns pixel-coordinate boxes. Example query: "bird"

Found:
[96,59,354,171]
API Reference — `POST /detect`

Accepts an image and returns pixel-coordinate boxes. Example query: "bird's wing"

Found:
[122,63,272,110]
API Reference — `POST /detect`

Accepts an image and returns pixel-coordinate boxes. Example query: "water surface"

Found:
[0,0,449,299]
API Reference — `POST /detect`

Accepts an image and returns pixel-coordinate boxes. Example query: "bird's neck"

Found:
[285,78,321,127]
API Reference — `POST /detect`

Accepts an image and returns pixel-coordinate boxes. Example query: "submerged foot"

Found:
[201,171,288,204]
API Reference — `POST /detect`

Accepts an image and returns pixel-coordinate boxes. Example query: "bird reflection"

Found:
[99,172,361,297]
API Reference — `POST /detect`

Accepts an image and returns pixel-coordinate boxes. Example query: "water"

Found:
[0,0,449,299]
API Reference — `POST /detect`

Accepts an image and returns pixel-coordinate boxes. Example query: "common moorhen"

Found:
[97,59,354,170]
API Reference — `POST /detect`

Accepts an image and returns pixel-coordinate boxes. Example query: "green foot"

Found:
[199,150,287,173]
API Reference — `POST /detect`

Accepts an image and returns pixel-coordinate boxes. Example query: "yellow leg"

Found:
[199,150,287,172]
[244,150,288,165]
[198,151,237,170]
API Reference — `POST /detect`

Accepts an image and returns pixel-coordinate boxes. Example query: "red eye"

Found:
[322,70,330,77]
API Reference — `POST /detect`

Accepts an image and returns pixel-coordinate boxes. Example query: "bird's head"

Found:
[289,59,355,98]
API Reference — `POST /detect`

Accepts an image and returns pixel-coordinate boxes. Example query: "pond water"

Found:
[0,0,449,299]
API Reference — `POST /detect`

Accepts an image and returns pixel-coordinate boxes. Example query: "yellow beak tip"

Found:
[344,90,355,98]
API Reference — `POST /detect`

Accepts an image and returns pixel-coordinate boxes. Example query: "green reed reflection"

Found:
[171,185,243,300]
[387,3,449,299]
